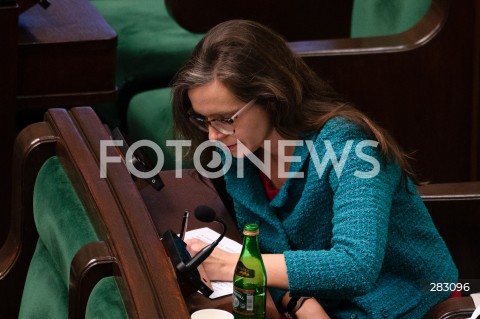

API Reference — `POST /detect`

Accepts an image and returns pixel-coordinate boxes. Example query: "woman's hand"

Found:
[282,294,330,319]
[295,298,330,319]
[185,238,239,281]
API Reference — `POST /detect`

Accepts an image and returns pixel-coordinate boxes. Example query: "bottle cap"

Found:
[243,223,259,236]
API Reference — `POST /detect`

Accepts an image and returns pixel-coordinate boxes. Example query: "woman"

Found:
[171,20,457,319]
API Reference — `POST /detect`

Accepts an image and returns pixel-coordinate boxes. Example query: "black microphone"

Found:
[183,205,227,270]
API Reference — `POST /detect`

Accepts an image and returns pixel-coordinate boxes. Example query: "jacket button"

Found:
[350,314,357,319]
[381,310,390,318]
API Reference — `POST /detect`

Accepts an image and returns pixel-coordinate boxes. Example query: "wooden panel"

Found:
[68,107,190,317]
[0,0,118,257]
[0,3,18,248]
[165,0,353,41]
[16,0,117,110]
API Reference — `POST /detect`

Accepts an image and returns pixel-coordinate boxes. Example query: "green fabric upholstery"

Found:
[33,156,99,285]
[19,240,68,319]
[86,277,128,319]
[20,240,126,319]
[89,0,203,128]
[91,0,203,88]
[127,87,192,170]
[351,0,432,37]
[19,156,127,318]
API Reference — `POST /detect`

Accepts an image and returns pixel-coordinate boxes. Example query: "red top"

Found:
[259,171,280,201]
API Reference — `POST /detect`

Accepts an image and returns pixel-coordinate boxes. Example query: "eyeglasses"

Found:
[188,99,256,135]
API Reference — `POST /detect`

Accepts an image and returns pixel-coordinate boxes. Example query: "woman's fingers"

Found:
[185,238,209,255]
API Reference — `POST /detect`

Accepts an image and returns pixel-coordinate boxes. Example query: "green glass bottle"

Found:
[232,224,267,319]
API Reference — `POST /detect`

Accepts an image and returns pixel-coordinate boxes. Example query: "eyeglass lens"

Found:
[189,117,235,135]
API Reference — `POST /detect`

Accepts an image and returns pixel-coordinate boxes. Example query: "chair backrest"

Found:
[0,107,190,318]
[350,0,432,37]
[164,0,353,41]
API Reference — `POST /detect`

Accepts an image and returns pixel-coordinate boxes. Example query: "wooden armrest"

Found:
[289,0,448,57]
[423,296,475,319]
[417,182,480,202]
[69,241,118,319]
[0,121,57,318]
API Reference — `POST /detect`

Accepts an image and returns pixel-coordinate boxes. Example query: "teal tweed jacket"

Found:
[223,118,458,319]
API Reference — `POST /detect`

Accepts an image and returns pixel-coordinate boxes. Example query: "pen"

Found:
[180,209,189,240]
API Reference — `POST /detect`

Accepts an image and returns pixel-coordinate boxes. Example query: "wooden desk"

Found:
[16,0,117,110]
[0,0,116,246]
[139,172,280,318]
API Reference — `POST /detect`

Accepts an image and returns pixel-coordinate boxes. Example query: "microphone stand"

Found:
[184,218,226,270]
[161,210,227,297]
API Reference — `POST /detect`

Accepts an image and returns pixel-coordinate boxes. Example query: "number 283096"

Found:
[430,282,470,292]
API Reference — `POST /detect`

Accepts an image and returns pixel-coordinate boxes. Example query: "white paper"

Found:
[184,227,242,299]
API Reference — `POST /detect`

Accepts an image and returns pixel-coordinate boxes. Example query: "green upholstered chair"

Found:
[127,87,186,170]
[18,156,127,319]
[91,0,203,93]
[89,0,204,129]
[162,0,430,40]
[0,107,190,318]
[351,0,432,37]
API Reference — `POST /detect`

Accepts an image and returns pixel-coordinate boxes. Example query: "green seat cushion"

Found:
[19,240,68,319]
[351,0,432,37]
[21,156,127,318]
[91,0,204,87]
[19,240,127,319]
[33,156,99,285]
[90,0,203,128]
[127,87,192,170]
[86,277,128,319]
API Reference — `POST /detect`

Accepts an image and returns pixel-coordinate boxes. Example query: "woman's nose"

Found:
[208,126,227,141]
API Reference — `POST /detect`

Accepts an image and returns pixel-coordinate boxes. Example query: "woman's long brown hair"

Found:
[172,20,419,186]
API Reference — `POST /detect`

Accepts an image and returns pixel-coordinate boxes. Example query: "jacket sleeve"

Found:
[284,119,402,299]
